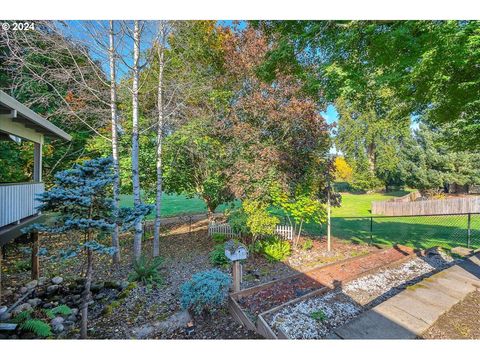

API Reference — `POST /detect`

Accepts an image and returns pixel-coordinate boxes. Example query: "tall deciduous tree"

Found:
[335,95,410,191]
[131,20,143,260]
[109,20,121,263]
[153,21,169,258]
[256,20,480,150]
[221,28,331,201]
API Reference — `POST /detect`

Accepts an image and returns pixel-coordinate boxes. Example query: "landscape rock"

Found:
[26,280,38,289]
[117,280,130,290]
[131,310,192,339]
[38,277,47,286]
[0,306,7,315]
[0,312,11,321]
[51,316,65,327]
[12,303,32,316]
[91,282,105,292]
[19,286,28,294]
[52,323,65,333]
[27,298,42,307]
[47,284,60,294]
[51,276,64,285]
[2,289,13,297]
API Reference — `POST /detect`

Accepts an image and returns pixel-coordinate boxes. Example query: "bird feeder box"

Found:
[224,240,248,261]
[224,240,248,293]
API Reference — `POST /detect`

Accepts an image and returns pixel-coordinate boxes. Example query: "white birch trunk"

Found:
[132,21,143,261]
[109,20,121,264]
[153,23,166,258]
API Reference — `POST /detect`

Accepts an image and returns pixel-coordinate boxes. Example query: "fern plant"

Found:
[12,309,52,338]
[19,319,52,337]
[46,305,73,319]
[128,256,164,285]
[13,310,32,324]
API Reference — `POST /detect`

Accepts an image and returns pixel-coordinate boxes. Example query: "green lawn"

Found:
[121,190,479,250]
[301,190,480,250]
[119,193,238,219]
[331,190,410,217]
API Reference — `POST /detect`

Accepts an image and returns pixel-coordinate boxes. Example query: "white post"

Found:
[33,142,42,183]
[327,189,331,252]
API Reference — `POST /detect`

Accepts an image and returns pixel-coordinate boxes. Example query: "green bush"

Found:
[12,259,31,273]
[209,244,230,266]
[302,239,313,251]
[227,207,249,235]
[128,256,164,285]
[310,309,327,322]
[350,171,383,193]
[251,236,291,262]
[211,233,227,244]
[180,269,231,315]
[261,238,291,262]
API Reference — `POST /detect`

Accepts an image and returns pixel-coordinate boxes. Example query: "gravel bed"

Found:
[266,249,456,339]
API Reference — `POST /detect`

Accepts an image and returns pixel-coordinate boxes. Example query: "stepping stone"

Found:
[406,285,459,310]
[335,309,419,339]
[385,292,444,324]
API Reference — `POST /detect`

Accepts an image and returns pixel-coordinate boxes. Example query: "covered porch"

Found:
[0,90,71,300]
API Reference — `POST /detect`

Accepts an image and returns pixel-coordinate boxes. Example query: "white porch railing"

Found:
[0,182,44,228]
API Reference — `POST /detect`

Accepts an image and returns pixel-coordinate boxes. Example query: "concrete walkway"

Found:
[334,253,480,339]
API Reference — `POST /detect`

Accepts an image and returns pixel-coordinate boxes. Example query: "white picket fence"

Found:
[208,222,240,238]
[208,222,293,240]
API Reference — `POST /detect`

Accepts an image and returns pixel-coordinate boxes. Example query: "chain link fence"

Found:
[303,213,480,250]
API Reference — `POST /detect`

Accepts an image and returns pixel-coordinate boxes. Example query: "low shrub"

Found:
[250,236,291,262]
[310,309,327,322]
[211,233,227,244]
[227,207,249,235]
[302,239,313,251]
[180,269,231,315]
[128,256,163,285]
[12,259,31,273]
[261,238,291,262]
[209,244,230,267]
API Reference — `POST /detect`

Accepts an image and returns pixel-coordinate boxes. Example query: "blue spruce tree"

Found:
[28,157,151,338]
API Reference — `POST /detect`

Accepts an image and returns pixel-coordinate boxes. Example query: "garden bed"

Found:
[234,245,417,322]
[263,249,456,339]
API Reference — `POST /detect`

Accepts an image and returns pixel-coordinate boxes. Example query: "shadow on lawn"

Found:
[302,216,480,250]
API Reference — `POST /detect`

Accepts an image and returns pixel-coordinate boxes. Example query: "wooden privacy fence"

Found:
[372,196,480,216]
[208,222,294,240]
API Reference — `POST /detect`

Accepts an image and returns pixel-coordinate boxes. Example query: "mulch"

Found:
[421,289,480,339]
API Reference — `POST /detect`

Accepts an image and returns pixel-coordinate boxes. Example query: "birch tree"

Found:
[109,20,121,263]
[153,21,169,257]
[131,20,143,260]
